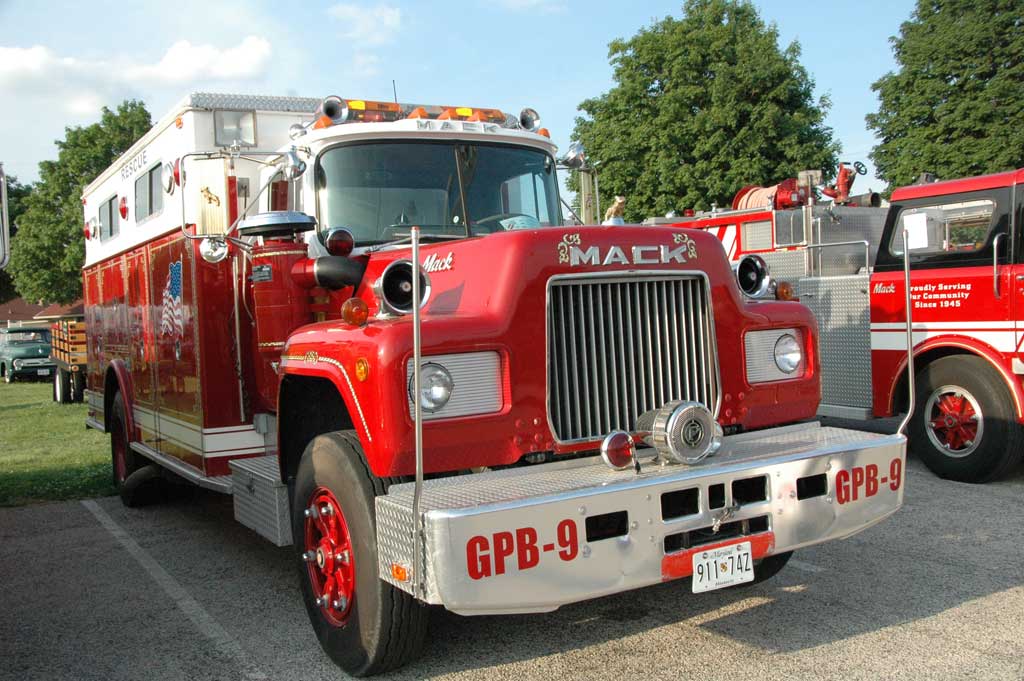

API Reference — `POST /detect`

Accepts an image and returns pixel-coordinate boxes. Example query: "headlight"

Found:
[13,359,22,368]
[774,334,803,374]
[408,362,454,413]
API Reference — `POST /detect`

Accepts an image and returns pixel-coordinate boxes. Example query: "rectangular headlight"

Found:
[744,328,805,383]
[406,351,503,420]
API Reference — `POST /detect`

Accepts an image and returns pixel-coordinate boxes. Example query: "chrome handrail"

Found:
[897,228,916,435]
[805,239,870,275]
[0,163,10,270]
[411,225,425,599]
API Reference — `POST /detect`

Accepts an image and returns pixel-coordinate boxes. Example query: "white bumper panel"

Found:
[376,423,905,615]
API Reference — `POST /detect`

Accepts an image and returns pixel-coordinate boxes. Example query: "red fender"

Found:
[883,336,1024,421]
[105,359,138,440]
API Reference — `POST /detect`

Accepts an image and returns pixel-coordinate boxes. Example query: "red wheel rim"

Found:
[304,487,355,626]
[925,385,982,457]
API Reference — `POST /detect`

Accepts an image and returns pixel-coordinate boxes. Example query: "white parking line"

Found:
[789,558,825,573]
[82,500,267,681]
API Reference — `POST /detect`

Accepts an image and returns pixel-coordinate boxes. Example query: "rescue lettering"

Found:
[836,457,902,504]
[467,519,578,580]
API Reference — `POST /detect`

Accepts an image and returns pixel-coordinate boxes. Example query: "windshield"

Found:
[316,142,561,244]
[6,330,50,344]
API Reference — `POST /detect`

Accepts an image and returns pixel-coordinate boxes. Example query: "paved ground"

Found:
[2,452,1023,680]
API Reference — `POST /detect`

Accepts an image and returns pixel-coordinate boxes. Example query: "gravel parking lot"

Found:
[2,453,1022,681]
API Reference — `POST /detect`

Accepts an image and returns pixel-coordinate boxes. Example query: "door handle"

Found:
[994,233,1005,298]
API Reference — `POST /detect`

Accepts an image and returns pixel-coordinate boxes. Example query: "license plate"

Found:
[691,540,754,592]
[37,369,51,376]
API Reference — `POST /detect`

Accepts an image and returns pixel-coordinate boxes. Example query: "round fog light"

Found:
[409,362,454,413]
[774,334,802,374]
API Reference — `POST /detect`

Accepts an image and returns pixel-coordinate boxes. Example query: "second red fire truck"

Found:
[1,96,908,675]
[656,167,1024,483]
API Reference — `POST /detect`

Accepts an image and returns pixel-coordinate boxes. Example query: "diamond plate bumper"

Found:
[376,422,905,615]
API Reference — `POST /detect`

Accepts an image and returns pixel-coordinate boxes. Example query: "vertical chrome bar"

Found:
[557,286,572,436]
[668,280,683,399]
[651,281,663,406]
[576,285,592,438]
[410,226,424,598]
[231,257,245,421]
[0,163,10,270]
[679,280,691,398]
[596,284,613,432]
[567,285,582,440]
[898,228,916,435]
[624,283,638,427]
[588,285,603,433]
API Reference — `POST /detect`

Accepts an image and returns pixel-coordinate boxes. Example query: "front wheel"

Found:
[909,356,1023,483]
[55,368,72,404]
[293,432,428,676]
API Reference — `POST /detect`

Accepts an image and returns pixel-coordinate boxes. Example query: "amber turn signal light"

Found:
[775,280,797,301]
[341,297,369,326]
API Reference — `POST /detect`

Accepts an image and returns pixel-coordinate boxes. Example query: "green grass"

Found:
[0,381,115,506]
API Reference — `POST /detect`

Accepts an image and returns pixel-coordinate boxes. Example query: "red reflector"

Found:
[600,431,636,471]
[325,229,355,257]
[118,196,128,220]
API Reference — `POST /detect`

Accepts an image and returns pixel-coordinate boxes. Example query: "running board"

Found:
[129,441,233,493]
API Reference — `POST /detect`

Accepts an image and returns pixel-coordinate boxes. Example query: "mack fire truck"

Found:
[0,95,907,675]
[654,168,1024,483]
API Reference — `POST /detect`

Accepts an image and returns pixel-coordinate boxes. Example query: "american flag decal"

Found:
[160,259,184,337]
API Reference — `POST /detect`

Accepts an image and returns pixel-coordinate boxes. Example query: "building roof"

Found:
[33,300,85,320]
[0,298,45,325]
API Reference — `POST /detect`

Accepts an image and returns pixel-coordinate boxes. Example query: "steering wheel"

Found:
[853,161,868,176]
[473,212,533,230]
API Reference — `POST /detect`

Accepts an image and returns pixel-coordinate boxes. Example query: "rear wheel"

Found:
[293,431,428,676]
[55,368,71,404]
[110,392,149,506]
[909,356,1023,482]
[3,364,13,383]
[71,372,85,403]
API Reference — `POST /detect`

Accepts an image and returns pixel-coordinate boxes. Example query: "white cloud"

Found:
[0,36,275,181]
[327,4,402,46]
[125,36,272,83]
[353,54,382,78]
[496,0,568,13]
[0,37,272,94]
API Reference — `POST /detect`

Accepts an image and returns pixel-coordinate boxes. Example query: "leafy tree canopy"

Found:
[570,0,839,221]
[9,101,151,304]
[0,174,33,303]
[867,0,1024,188]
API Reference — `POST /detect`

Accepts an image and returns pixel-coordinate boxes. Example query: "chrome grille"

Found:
[547,274,719,442]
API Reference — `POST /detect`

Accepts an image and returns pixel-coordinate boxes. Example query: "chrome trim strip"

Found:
[129,441,233,493]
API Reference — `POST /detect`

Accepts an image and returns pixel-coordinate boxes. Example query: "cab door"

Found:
[870,185,1014,411]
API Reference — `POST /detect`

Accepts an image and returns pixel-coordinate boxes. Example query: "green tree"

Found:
[570,0,838,221]
[867,0,1024,189]
[0,174,33,303]
[9,101,151,304]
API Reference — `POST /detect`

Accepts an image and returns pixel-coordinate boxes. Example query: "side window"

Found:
[501,172,553,225]
[134,164,163,222]
[98,195,119,241]
[890,198,997,256]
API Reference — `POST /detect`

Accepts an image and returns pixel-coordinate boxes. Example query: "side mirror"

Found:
[199,237,229,264]
[0,163,10,270]
[282,148,307,181]
[558,141,587,170]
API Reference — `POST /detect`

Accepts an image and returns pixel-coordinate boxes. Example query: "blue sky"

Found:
[0,0,915,196]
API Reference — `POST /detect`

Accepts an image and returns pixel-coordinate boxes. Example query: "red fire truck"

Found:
[653,168,1024,483]
[1,96,907,675]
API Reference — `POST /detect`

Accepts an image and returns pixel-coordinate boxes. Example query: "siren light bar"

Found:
[292,96,543,138]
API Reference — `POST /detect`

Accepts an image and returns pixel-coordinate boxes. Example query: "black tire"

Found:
[51,370,58,401]
[909,355,1024,483]
[110,392,147,506]
[55,368,72,404]
[71,372,85,403]
[727,551,792,589]
[3,365,13,383]
[292,431,428,676]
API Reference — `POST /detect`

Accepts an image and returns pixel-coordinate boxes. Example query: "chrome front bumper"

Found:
[376,422,905,615]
